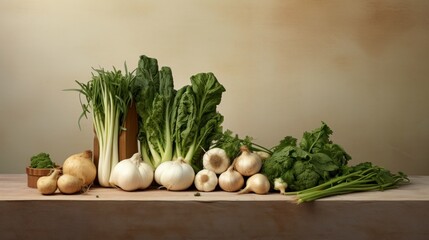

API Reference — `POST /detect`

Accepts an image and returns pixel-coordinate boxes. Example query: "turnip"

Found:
[234,146,262,176]
[202,148,230,174]
[238,173,270,195]
[62,150,96,186]
[37,169,61,195]
[57,174,84,194]
[218,164,244,192]
[194,169,218,192]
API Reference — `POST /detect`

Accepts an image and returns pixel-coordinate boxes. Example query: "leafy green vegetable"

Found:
[286,162,410,203]
[135,55,226,171]
[261,122,352,191]
[172,72,225,170]
[30,152,55,168]
[135,55,176,169]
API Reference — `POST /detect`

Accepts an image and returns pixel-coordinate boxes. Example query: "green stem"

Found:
[286,170,365,195]
[307,131,322,152]
[294,170,408,203]
[251,143,273,155]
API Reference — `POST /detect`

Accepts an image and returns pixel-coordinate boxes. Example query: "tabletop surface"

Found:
[1,174,428,202]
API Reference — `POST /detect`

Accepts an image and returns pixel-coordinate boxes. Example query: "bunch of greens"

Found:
[135,55,225,170]
[30,152,55,168]
[286,162,410,203]
[261,122,352,191]
[71,66,135,187]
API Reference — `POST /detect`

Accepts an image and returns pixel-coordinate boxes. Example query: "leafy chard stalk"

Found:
[172,73,225,170]
[135,55,176,169]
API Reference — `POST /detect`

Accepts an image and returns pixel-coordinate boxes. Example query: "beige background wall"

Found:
[1,0,428,175]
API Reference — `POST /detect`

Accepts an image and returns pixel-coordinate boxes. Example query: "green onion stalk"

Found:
[285,163,410,203]
[70,66,135,187]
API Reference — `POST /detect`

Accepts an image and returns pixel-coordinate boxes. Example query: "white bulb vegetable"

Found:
[234,146,262,176]
[218,164,244,192]
[194,169,218,192]
[238,173,270,195]
[155,158,195,191]
[274,178,287,195]
[202,148,230,174]
[109,153,154,191]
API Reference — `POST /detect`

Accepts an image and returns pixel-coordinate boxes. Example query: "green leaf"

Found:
[158,67,175,99]
[322,143,352,166]
[300,121,333,153]
[212,130,255,159]
[271,136,297,152]
[173,86,197,158]
[190,73,225,120]
[309,153,339,171]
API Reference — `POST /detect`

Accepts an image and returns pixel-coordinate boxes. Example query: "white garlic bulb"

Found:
[109,153,154,191]
[155,158,195,191]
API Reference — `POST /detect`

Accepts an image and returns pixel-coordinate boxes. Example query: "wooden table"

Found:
[1,174,428,240]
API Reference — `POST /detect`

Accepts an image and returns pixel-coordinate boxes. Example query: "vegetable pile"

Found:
[36,150,97,195]
[194,144,271,194]
[47,53,410,203]
[261,122,409,202]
